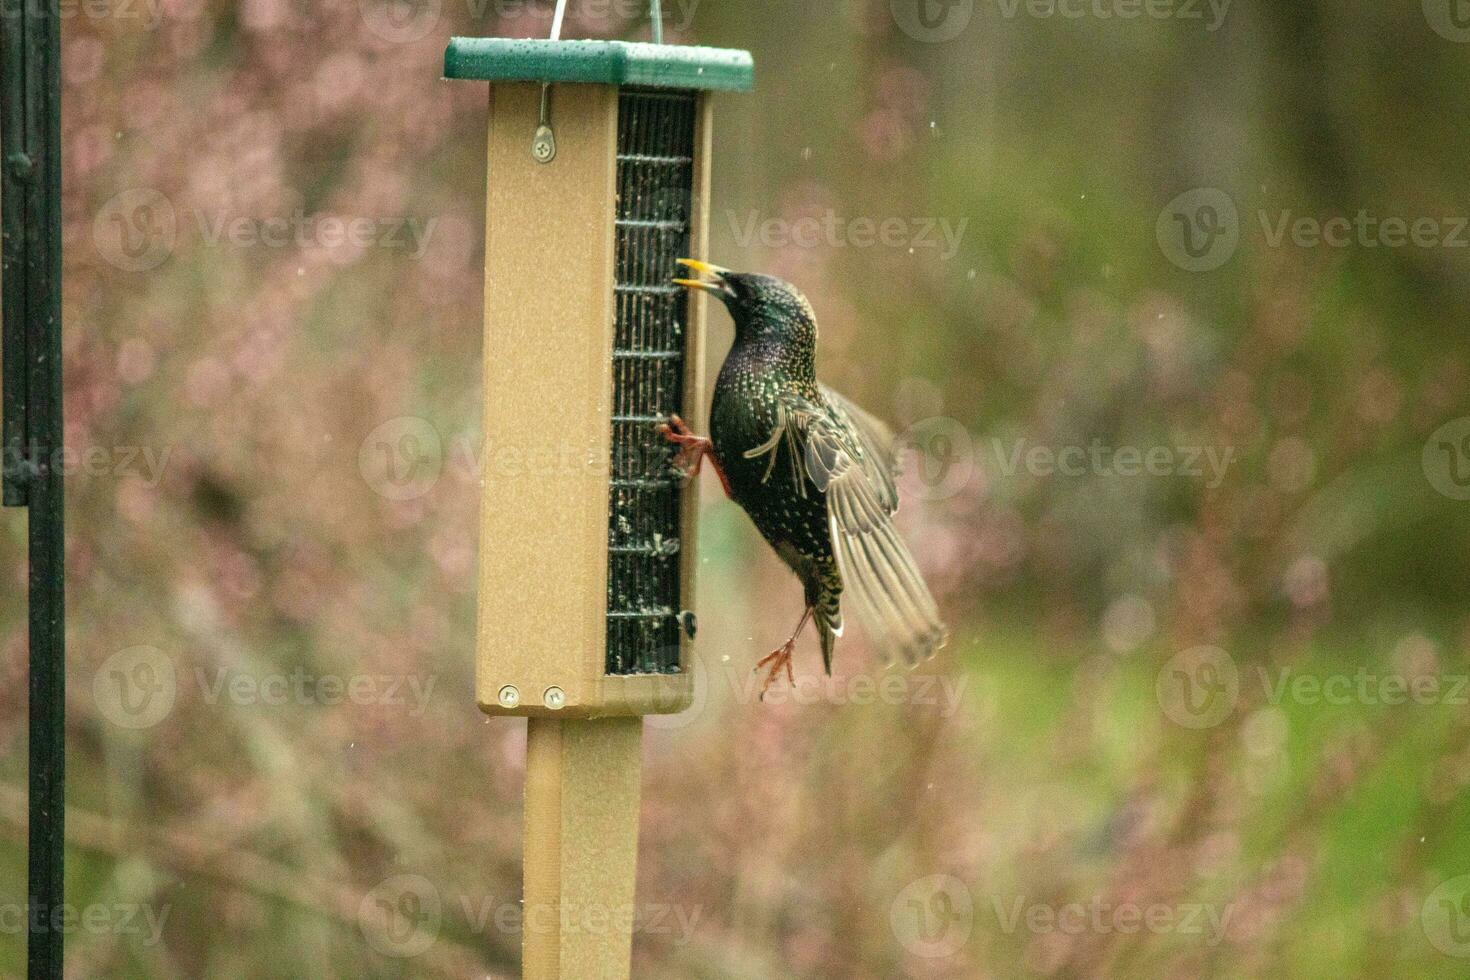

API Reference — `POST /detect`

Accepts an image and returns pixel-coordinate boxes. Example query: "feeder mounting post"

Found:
[2,0,67,974]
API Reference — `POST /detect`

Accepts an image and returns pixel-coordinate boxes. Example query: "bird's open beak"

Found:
[673,258,733,297]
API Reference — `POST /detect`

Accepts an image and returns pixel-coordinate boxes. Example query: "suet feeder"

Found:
[444,12,751,979]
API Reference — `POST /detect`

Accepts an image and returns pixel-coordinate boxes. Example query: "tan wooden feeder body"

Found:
[445,35,753,980]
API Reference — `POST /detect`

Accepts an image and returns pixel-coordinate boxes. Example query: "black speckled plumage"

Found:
[678,263,948,674]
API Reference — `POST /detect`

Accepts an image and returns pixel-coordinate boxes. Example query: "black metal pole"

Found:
[2,0,66,975]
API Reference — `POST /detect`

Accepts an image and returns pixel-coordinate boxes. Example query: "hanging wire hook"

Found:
[534,0,571,163]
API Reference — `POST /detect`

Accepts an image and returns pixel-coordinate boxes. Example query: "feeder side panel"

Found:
[477,82,618,715]
[679,94,714,674]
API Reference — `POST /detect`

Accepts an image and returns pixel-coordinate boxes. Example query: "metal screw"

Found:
[532,128,556,164]
[543,687,566,710]
[497,685,520,708]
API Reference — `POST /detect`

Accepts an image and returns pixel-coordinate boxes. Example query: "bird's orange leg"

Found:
[754,606,814,700]
[656,414,733,498]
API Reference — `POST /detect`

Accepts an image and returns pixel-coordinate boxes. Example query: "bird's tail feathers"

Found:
[810,583,843,676]
[830,511,948,667]
[816,613,839,675]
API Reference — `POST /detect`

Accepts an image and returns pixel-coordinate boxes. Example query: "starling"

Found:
[662,259,948,695]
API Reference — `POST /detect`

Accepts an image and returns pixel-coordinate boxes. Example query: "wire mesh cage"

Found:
[446,38,752,717]
[607,88,698,676]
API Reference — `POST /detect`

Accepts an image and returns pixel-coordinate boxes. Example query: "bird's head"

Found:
[674,259,818,351]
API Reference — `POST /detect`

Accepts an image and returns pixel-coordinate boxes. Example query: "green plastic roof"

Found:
[444,38,753,92]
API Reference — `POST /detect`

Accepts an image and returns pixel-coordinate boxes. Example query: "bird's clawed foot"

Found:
[656,414,733,497]
[753,606,814,701]
[754,640,797,701]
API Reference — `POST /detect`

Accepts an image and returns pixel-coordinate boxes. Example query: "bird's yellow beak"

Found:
[673,257,731,296]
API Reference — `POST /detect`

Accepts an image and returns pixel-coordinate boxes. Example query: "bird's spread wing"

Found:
[819,382,900,514]
[745,388,948,665]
